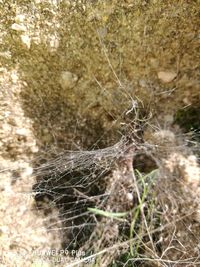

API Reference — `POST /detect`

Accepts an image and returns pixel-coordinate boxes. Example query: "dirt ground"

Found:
[0,1,200,266]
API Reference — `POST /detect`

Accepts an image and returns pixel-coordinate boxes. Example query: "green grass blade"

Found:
[88,207,128,218]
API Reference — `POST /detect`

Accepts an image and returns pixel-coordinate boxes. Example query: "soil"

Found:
[0,1,199,266]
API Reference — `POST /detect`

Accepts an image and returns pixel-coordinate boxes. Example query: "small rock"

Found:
[30,146,39,153]
[157,71,177,83]
[126,192,133,201]
[59,71,78,90]
[11,23,26,32]
[10,71,18,83]
[16,128,28,136]
[15,14,25,23]
[21,35,31,49]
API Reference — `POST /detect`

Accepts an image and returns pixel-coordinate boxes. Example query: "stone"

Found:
[21,35,31,49]
[11,23,26,32]
[59,71,78,90]
[16,128,28,136]
[15,14,25,23]
[157,71,177,83]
